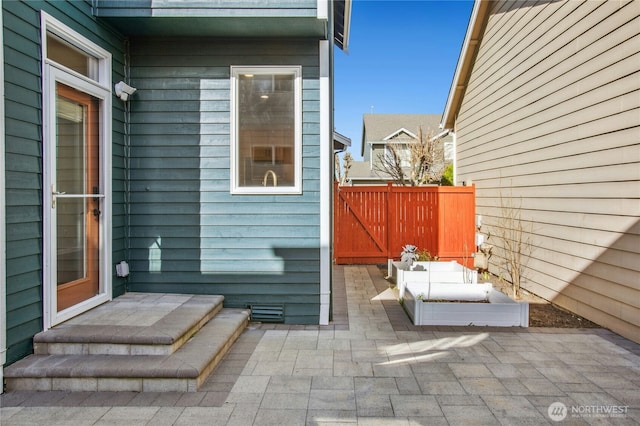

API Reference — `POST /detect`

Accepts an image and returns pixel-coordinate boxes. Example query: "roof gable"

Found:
[360,113,442,156]
[383,128,418,141]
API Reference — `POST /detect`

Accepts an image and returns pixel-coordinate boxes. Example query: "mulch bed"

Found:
[485,276,600,328]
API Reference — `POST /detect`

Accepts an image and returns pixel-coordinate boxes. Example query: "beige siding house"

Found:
[441,0,640,342]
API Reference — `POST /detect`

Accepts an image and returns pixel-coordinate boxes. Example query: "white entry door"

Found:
[42,15,112,328]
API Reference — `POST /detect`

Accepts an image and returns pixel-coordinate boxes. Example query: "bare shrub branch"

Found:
[335,152,353,185]
[373,126,445,186]
[491,191,534,298]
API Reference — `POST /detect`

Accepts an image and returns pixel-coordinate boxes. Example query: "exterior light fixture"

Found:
[114,81,137,101]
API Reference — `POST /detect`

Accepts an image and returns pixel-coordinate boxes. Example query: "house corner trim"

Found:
[319,39,330,325]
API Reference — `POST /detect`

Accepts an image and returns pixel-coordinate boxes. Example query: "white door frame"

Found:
[41,13,112,329]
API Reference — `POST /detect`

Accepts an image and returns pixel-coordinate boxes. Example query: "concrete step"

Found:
[34,293,225,356]
[5,308,250,392]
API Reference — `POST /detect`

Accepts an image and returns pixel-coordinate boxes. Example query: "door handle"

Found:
[51,185,66,209]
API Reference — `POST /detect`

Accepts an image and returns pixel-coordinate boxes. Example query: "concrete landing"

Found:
[34,293,225,356]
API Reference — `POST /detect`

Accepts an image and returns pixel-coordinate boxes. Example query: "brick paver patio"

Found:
[2,265,639,425]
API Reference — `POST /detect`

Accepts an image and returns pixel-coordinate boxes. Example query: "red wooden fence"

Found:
[334,182,476,266]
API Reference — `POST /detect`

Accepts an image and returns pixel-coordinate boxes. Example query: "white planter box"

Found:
[402,282,529,327]
[388,260,478,299]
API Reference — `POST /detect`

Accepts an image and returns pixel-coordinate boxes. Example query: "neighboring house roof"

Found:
[346,160,393,184]
[333,130,351,151]
[440,0,491,130]
[347,113,451,184]
[361,114,442,157]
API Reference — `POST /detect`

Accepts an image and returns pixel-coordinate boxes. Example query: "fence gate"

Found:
[333,184,390,264]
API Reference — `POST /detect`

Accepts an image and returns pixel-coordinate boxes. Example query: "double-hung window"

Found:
[384,143,411,168]
[230,66,302,194]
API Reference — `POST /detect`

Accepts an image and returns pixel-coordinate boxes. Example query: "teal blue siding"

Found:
[4,0,47,365]
[2,0,126,364]
[3,0,328,367]
[126,37,322,323]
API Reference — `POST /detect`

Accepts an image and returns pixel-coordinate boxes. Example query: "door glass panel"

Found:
[56,96,85,194]
[56,197,86,284]
[55,83,100,311]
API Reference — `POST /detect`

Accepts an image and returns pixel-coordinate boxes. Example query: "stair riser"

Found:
[196,316,249,389]
[35,342,175,356]
[5,377,198,393]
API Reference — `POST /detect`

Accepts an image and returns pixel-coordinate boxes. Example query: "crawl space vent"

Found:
[249,304,284,323]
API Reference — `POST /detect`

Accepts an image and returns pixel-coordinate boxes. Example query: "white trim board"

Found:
[319,39,331,325]
[0,2,8,394]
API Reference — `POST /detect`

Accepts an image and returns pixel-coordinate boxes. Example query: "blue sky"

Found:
[334,0,474,159]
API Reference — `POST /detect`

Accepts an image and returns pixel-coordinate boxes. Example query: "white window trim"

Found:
[230,66,303,195]
[41,12,111,91]
[41,12,113,329]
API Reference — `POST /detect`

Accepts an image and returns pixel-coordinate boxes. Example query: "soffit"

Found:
[99,16,326,37]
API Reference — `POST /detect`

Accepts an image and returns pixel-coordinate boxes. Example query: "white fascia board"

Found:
[383,127,417,141]
[431,129,450,141]
[333,131,351,148]
[440,0,482,130]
